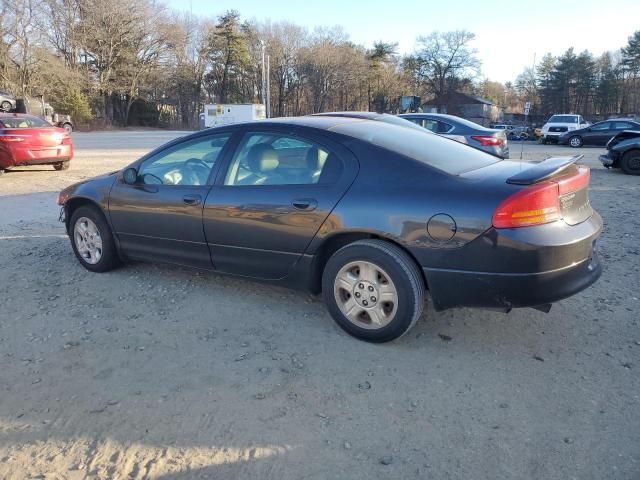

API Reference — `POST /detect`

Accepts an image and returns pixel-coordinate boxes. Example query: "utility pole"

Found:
[260,40,266,110]
[266,54,271,118]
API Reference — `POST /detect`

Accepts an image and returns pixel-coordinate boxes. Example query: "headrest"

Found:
[306,146,320,170]
[247,144,279,173]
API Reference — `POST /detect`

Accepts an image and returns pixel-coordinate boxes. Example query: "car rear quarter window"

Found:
[330,121,500,175]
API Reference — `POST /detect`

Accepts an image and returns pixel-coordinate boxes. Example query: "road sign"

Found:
[524,107,530,116]
[524,101,531,109]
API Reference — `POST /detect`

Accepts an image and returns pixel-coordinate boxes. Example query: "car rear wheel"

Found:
[62,123,73,134]
[69,206,120,272]
[569,136,583,148]
[621,150,640,175]
[322,240,425,343]
[0,101,11,112]
[54,161,70,171]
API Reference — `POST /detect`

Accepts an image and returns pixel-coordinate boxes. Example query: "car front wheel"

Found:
[322,240,425,343]
[569,135,583,148]
[621,150,640,175]
[69,205,120,272]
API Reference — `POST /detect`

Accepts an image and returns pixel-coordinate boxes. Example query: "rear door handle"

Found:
[183,194,202,206]
[292,198,318,211]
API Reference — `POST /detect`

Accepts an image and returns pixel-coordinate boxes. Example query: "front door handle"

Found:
[292,198,318,211]
[183,194,202,206]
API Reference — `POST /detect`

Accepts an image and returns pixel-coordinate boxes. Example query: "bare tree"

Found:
[408,30,480,104]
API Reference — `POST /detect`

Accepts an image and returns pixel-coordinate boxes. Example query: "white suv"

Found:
[540,114,589,144]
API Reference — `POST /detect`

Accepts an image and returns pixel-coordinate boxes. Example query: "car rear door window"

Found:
[224,132,342,186]
[138,133,231,186]
[613,121,635,130]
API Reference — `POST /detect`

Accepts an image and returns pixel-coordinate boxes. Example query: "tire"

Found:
[322,239,425,343]
[54,161,70,171]
[568,135,583,148]
[0,101,11,112]
[69,205,120,272]
[621,150,640,176]
[62,123,73,134]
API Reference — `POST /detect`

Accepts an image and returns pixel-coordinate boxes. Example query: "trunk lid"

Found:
[0,126,67,148]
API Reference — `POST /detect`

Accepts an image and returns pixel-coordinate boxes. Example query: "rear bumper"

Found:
[423,213,603,312]
[424,249,601,311]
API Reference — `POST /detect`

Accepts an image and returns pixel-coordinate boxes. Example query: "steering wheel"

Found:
[182,158,211,185]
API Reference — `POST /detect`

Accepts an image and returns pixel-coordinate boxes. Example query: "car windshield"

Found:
[0,116,51,128]
[548,115,578,123]
[330,120,500,175]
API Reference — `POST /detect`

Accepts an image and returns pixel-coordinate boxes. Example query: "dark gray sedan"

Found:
[400,113,509,158]
[58,116,601,342]
[558,119,640,147]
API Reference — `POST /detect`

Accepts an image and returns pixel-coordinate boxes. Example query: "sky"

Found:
[166,0,640,83]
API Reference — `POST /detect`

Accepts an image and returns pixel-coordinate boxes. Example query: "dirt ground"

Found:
[0,132,638,480]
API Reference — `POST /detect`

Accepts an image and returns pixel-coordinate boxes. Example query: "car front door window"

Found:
[590,122,611,131]
[138,134,231,186]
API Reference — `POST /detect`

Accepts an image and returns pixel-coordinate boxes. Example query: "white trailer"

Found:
[203,103,266,128]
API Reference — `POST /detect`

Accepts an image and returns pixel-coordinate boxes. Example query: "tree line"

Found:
[2,0,640,128]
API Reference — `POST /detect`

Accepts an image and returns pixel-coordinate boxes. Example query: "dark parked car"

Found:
[599,129,640,175]
[558,119,640,147]
[58,116,601,342]
[399,113,509,158]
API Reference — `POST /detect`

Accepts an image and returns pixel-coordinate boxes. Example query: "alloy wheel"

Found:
[333,260,398,329]
[73,217,103,265]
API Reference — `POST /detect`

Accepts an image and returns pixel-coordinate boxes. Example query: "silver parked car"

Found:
[0,91,16,112]
[400,113,509,159]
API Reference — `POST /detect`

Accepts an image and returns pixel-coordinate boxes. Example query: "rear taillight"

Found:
[472,135,503,146]
[0,135,26,142]
[556,166,590,195]
[492,166,590,229]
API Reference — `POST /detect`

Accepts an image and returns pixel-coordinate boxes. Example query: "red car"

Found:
[0,113,73,174]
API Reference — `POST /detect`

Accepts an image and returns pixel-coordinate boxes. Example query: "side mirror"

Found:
[123,167,138,185]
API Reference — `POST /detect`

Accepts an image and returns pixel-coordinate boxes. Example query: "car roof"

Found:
[311,111,386,120]
[399,112,495,132]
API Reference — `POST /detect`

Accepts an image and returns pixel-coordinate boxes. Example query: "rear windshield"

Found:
[548,115,578,124]
[330,120,500,175]
[0,116,51,128]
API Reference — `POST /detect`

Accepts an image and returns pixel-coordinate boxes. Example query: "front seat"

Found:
[239,143,284,185]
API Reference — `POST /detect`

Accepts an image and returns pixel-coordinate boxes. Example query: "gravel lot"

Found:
[0,131,638,480]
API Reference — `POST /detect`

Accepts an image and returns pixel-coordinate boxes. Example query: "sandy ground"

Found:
[0,132,638,480]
